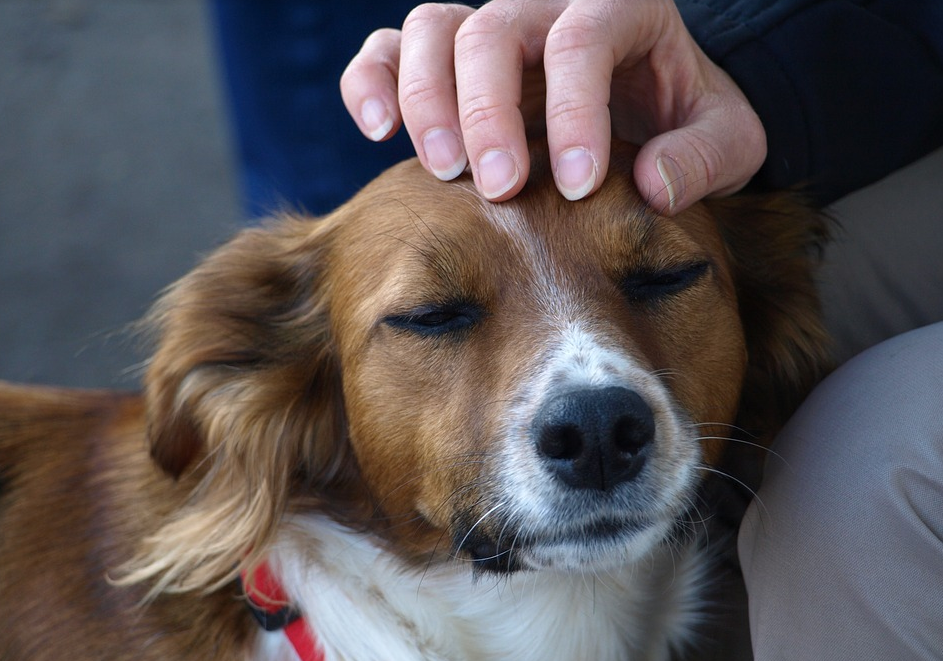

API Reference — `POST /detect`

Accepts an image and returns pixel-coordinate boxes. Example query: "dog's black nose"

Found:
[533,387,655,491]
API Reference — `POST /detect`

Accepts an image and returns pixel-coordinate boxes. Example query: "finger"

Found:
[340,28,403,142]
[398,3,475,181]
[453,0,562,201]
[542,0,668,201]
[634,94,767,215]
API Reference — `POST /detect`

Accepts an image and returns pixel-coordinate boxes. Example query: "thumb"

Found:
[634,103,767,215]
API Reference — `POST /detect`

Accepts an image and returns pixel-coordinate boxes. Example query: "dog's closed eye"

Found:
[619,261,710,304]
[383,301,485,338]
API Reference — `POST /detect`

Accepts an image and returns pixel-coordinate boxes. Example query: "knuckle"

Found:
[545,96,596,128]
[454,8,516,56]
[345,28,400,79]
[742,109,768,169]
[459,94,507,133]
[361,26,401,50]
[545,12,611,62]
[397,76,443,111]
[403,3,445,28]
[403,3,467,35]
[684,128,726,190]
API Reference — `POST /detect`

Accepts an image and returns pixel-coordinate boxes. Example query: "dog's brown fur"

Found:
[0,142,829,660]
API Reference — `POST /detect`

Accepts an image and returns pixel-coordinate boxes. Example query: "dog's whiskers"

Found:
[650,368,681,383]
[692,420,757,437]
[695,432,785,464]
[696,465,769,524]
[454,502,508,565]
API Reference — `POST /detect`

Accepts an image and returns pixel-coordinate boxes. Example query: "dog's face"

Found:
[137,142,827,590]
[330,151,745,572]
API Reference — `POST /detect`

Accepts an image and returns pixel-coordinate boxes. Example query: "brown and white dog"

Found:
[0,142,829,660]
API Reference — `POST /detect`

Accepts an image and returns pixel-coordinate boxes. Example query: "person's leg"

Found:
[209,0,418,218]
[819,146,943,363]
[739,322,943,659]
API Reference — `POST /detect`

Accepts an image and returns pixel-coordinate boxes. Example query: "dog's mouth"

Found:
[454,512,671,574]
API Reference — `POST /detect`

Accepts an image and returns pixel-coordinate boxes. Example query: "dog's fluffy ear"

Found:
[122,214,348,595]
[144,215,343,479]
[709,194,832,435]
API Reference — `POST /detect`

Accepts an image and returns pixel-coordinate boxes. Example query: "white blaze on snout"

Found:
[500,322,689,498]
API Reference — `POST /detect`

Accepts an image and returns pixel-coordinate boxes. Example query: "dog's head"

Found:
[130,142,828,592]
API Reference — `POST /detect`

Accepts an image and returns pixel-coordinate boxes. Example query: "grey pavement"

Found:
[1,0,239,388]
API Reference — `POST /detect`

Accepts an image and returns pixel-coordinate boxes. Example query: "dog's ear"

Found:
[123,214,349,595]
[144,214,344,480]
[709,194,833,435]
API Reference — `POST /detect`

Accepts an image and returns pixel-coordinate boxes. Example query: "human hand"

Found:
[340,0,766,214]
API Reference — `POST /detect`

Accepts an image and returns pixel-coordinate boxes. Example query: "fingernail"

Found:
[477,150,519,200]
[656,155,686,210]
[361,97,393,141]
[555,147,597,201]
[422,128,468,181]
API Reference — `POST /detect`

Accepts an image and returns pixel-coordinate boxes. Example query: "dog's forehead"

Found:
[325,155,726,323]
[349,162,577,234]
[338,166,717,263]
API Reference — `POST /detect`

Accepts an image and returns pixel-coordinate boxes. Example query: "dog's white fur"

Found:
[259,515,709,661]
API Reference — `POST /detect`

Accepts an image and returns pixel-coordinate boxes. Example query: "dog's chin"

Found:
[461,516,676,575]
[523,518,676,572]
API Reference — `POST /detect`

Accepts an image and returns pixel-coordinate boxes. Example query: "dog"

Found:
[0,141,829,660]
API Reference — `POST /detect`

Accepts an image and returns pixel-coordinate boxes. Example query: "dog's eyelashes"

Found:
[383,302,483,338]
[620,261,710,303]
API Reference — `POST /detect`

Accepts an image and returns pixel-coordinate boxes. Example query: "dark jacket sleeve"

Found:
[677,0,943,204]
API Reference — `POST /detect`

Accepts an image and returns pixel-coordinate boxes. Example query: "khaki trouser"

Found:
[740,147,943,659]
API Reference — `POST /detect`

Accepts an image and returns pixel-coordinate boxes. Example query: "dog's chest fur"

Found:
[255,516,709,661]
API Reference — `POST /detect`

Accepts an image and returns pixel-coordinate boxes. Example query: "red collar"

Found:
[241,560,324,661]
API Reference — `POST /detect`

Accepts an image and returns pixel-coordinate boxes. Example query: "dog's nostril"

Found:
[538,424,583,461]
[612,412,656,456]
[533,387,656,491]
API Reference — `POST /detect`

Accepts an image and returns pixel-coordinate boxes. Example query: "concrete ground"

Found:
[1,0,941,390]
[1,0,239,387]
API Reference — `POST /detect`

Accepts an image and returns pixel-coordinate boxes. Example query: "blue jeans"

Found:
[211,0,420,217]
